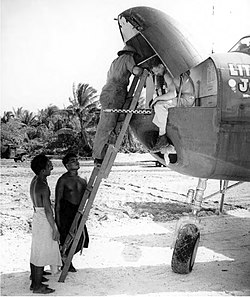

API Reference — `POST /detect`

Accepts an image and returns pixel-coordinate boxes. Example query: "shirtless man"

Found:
[30,154,62,294]
[55,152,89,272]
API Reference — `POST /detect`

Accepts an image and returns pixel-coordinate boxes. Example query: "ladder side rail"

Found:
[116,76,139,112]
[114,69,148,149]
[100,70,148,178]
[58,69,148,282]
[60,167,100,256]
[77,167,100,213]
[98,145,118,178]
[60,211,82,256]
[127,76,140,98]
[58,174,103,282]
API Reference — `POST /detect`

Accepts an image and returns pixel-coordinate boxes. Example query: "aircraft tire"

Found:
[171,223,200,274]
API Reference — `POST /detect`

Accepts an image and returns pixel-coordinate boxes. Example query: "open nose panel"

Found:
[118,6,203,77]
[118,6,203,164]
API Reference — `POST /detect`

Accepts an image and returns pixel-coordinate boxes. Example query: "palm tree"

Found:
[13,107,24,119]
[1,111,14,123]
[67,83,100,150]
[13,107,37,126]
[37,105,60,129]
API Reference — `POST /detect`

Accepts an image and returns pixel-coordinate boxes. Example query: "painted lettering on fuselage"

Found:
[228,64,250,77]
[228,64,250,93]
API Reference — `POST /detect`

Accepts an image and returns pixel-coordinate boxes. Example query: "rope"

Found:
[104,108,152,114]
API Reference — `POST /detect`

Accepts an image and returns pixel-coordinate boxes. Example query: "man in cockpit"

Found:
[149,56,195,152]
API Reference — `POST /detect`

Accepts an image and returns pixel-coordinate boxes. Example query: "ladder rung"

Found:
[95,144,120,178]
[86,186,93,192]
[68,231,76,237]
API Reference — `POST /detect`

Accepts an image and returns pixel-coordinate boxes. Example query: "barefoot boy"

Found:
[30,154,62,294]
[55,153,89,272]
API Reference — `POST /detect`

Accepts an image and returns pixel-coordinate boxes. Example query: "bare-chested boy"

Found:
[55,152,89,272]
[30,154,62,294]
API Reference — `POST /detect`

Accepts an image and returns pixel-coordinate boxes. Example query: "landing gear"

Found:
[171,178,207,274]
[171,223,200,274]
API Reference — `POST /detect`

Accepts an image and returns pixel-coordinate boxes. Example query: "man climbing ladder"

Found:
[58,69,149,282]
[92,45,144,167]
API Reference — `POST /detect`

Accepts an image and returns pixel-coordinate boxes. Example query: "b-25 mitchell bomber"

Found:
[116,6,250,274]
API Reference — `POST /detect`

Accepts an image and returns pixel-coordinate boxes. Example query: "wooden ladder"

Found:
[58,69,148,282]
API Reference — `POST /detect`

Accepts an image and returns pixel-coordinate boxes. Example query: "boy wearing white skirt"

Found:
[30,154,62,294]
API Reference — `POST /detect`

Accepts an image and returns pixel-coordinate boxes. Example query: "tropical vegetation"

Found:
[1,82,145,160]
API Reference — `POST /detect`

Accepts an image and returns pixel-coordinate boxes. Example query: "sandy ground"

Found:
[1,153,250,297]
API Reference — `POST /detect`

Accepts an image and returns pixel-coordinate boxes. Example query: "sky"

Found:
[1,0,250,114]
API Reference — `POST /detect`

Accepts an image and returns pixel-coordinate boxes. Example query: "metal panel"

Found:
[118,6,203,77]
[211,52,250,123]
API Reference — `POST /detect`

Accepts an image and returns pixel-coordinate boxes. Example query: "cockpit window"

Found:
[229,36,250,55]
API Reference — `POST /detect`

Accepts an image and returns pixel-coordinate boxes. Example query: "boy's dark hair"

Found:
[148,56,163,69]
[31,154,49,175]
[62,152,77,167]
